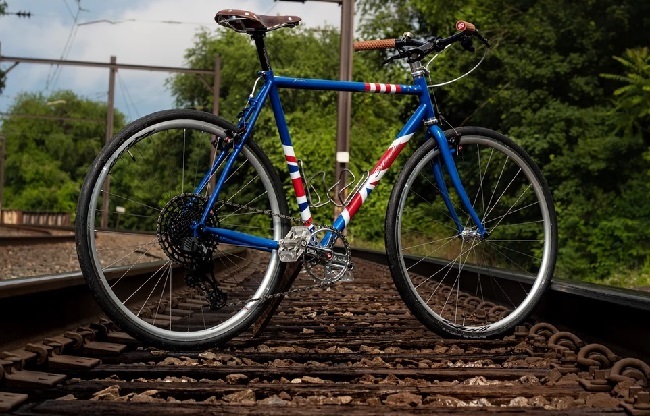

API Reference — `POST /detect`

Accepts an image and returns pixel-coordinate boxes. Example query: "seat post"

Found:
[252,33,271,71]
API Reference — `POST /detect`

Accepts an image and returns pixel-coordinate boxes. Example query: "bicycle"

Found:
[75,9,557,350]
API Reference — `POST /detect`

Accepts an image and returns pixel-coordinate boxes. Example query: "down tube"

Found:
[332,104,427,233]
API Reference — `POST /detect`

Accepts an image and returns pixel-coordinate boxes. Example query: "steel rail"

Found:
[1,246,649,359]
[351,248,650,361]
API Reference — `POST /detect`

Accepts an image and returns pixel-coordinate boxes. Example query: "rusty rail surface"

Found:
[352,249,650,362]
[0,250,649,415]
[0,225,76,246]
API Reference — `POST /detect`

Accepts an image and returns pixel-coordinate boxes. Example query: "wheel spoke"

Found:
[76,111,289,349]
[389,129,556,337]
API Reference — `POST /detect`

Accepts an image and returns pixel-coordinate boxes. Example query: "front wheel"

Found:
[385,127,557,338]
[76,109,290,350]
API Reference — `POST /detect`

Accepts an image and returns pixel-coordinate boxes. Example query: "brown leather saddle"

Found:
[215,9,301,33]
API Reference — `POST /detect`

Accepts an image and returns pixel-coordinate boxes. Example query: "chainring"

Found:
[157,194,218,266]
[303,227,352,284]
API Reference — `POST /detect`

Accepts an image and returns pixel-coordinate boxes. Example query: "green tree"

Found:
[601,47,650,137]
[168,2,650,285]
[592,48,650,280]
[357,0,650,281]
[1,90,125,212]
[168,26,410,244]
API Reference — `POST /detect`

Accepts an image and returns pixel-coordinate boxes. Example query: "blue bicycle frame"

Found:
[193,66,487,251]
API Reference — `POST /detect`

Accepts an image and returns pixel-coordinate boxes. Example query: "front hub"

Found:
[460,227,484,242]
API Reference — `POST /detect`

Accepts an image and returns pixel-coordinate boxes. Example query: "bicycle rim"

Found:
[76,111,287,348]
[390,128,556,337]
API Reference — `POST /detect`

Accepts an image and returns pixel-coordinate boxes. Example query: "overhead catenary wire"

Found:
[78,18,208,27]
[45,0,84,91]
[60,0,76,19]
[116,72,141,120]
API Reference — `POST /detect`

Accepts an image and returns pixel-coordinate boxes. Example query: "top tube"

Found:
[273,76,422,96]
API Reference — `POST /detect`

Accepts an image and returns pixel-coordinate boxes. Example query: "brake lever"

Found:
[381,53,401,66]
[382,49,413,65]
[474,30,491,48]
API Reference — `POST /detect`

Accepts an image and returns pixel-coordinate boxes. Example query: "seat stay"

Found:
[198,79,273,231]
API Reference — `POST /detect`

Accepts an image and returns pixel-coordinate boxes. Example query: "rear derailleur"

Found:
[185,257,228,310]
[156,194,227,310]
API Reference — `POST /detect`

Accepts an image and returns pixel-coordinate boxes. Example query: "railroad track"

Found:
[0,250,649,415]
[0,225,75,246]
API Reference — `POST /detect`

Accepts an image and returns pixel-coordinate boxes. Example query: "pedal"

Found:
[330,261,355,282]
[278,226,311,262]
[339,270,354,282]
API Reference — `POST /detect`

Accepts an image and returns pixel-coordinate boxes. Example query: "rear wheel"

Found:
[385,127,557,338]
[76,109,290,350]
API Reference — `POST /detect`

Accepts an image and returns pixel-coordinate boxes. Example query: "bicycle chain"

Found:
[208,200,346,309]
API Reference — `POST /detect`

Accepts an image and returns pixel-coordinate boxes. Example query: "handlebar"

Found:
[353,38,397,51]
[354,20,490,64]
[455,20,476,33]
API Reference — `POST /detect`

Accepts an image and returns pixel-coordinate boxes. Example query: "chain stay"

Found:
[205,200,350,309]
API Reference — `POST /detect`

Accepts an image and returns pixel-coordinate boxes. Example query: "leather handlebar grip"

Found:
[353,39,396,51]
[456,20,477,33]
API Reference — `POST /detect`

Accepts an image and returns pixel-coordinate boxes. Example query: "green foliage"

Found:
[1,90,125,212]
[357,0,650,284]
[168,27,408,242]
[601,47,650,137]
[4,0,650,288]
[164,2,650,285]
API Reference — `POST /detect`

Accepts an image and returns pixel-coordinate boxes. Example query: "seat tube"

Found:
[268,78,315,231]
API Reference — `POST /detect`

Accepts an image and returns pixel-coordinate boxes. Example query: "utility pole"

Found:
[334,0,354,220]
[0,49,221,228]
[0,135,5,224]
[276,0,354,220]
[101,56,117,229]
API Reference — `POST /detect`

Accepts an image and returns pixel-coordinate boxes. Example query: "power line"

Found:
[46,0,84,91]
[4,11,32,18]
[0,112,104,123]
[116,72,141,120]
[60,0,75,19]
[78,18,208,27]
[263,3,279,16]
[1,55,213,74]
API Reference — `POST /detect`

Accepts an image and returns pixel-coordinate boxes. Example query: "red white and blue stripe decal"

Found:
[283,144,314,228]
[338,133,414,226]
[365,83,402,94]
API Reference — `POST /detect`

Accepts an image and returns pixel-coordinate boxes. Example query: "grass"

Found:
[584,269,650,291]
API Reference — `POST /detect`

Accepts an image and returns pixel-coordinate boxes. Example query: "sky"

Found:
[0,0,343,121]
